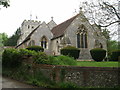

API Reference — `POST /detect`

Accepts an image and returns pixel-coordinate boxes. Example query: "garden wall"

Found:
[31,64,119,88]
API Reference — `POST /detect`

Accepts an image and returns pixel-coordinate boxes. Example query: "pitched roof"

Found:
[51,14,79,39]
[16,14,79,48]
[15,25,40,48]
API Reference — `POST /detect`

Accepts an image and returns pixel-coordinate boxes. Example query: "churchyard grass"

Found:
[76,61,119,67]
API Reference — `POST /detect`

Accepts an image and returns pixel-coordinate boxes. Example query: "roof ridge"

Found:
[51,14,79,39]
[15,24,40,48]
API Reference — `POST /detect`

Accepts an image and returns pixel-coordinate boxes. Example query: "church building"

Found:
[16,10,107,60]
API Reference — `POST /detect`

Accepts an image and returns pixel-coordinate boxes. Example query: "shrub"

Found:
[110,49,120,61]
[90,48,106,62]
[48,55,77,65]
[26,46,44,52]
[2,48,22,68]
[19,49,37,57]
[33,52,48,64]
[60,45,80,59]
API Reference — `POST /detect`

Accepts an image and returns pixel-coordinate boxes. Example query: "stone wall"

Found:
[31,64,119,88]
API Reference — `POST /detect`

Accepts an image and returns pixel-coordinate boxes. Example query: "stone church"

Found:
[16,10,107,60]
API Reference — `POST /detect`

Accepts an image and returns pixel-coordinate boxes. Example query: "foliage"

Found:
[2,48,22,68]
[0,0,10,8]
[107,40,118,56]
[90,48,106,62]
[109,49,120,61]
[26,45,44,52]
[33,52,48,64]
[0,33,8,46]
[101,28,110,40]
[4,28,21,46]
[61,45,80,59]
[0,34,3,47]
[19,49,37,57]
[48,55,77,65]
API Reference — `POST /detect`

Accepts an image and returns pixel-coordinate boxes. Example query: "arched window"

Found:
[41,36,47,49]
[28,40,35,46]
[76,25,88,48]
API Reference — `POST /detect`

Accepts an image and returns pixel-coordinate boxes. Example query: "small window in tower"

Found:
[32,26,34,29]
[28,25,30,29]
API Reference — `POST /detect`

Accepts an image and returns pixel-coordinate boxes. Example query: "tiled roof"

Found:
[51,14,79,39]
[16,14,79,48]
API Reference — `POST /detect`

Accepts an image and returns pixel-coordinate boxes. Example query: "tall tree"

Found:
[4,28,21,46]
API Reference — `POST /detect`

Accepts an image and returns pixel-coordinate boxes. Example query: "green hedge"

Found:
[110,49,120,61]
[33,52,48,64]
[90,48,106,62]
[48,55,77,65]
[60,46,80,59]
[2,48,22,68]
[26,46,44,52]
[2,48,48,68]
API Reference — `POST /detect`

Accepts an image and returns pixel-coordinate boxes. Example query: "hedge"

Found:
[60,46,80,59]
[26,46,44,52]
[2,48,22,68]
[110,49,120,61]
[90,48,106,62]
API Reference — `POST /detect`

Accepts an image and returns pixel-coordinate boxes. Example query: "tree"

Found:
[81,0,119,27]
[4,28,21,46]
[0,33,8,46]
[0,0,10,8]
[80,0,119,40]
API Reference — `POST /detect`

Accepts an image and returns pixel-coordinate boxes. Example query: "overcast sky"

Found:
[0,0,118,38]
[0,0,86,37]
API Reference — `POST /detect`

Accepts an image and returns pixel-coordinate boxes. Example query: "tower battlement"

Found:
[22,20,41,26]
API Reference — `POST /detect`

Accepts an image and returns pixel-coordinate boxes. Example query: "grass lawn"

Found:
[76,61,119,67]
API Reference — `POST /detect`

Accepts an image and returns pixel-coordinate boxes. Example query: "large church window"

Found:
[41,36,47,49]
[76,25,88,48]
[77,33,80,48]
[84,33,87,48]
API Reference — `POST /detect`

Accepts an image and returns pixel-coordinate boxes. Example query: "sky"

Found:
[0,0,87,37]
[0,0,118,40]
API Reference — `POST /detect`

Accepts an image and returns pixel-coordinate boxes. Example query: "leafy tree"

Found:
[100,28,118,57]
[107,40,119,55]
[4,28,21,46]
[0,0,10,8]
[0,34,3,47]
[0,33,8,46]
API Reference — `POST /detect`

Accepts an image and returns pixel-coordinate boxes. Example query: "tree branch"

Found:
[103,2,120,20]
[99,20,120,27]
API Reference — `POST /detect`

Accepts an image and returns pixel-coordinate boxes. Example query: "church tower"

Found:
[17,20,41,45]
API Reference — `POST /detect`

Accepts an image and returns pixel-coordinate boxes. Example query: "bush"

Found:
[110,49,120,61]
[48,55,77,65]
[33,52,48,64]
[90,48,106,62]
[60,45,80,59]
[2,48,22,68]
[19,49,37,57]
[26,46,44,52]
